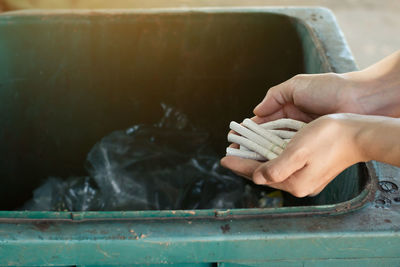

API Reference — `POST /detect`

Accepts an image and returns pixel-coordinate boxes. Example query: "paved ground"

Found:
[1,0,399,69]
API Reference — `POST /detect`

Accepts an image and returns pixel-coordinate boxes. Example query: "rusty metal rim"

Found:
[0,8,372,222]
[0,163,374,222]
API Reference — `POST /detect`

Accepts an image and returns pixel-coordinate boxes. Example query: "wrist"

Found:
[337,71,375,115]
[340,67,400,117]
[350,117,374,163]
[348,115,400,163]
[325,113,371,163]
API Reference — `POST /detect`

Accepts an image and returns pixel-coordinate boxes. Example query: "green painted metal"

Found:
[0,7,362,218]
[0,185,371,220]
[81,265,211,267]
[219,258,400,267]
[0,7,399,266]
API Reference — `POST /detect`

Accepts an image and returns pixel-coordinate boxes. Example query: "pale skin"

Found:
[221,50,400,198]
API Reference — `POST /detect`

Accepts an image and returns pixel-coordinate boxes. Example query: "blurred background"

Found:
[0,0,398,69]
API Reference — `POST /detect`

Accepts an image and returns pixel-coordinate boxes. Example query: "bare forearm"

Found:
[343,50,400,117]
[355,115,400,166]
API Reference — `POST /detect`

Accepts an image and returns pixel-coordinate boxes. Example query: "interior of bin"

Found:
[0,11,364,211]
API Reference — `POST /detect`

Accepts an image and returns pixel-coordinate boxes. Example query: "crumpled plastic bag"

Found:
[22,104,282,211]
[22,176,103,211]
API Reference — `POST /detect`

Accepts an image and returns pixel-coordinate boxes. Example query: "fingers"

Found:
[252,145,308,185]
[252,105,315,126]
[280,104,315,123]
[270,171,336,198]
[251,111,287,124]
[220,156,262,180]
[254,79,294,117]
[228,143,240,149]
[257,164,329,198]
[262,166,315,198]
[221,153,323,198]
[223,114,356,198]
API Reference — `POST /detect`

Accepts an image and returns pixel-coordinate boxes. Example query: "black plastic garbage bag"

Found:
[22,104,282,211]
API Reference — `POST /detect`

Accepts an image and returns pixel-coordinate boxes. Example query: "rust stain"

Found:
[87,229,97,234]
[140,234,147,239]
[96,244,111,258]
[306,222,323,232]
[33,222,52,231]
[311,13,318,22]
[129,229,140,240]
[220,224,230,234]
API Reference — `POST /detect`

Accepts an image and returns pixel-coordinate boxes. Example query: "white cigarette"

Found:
[229,121,283,155]
[228,133,278,160]
[226,147,266,161]
[240,145,250,151]
[260,118,306,130]
[269,130,296,139]
[242,119,286,149]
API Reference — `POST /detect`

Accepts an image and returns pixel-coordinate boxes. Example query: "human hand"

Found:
[252,73,363,124]
[222,51,400,197]
[221,114,367,197]
[255,50,400,123]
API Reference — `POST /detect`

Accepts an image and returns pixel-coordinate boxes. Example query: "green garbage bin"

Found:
[0,7,399,266]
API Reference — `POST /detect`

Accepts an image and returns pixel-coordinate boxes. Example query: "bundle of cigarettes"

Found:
[226,118,306,161]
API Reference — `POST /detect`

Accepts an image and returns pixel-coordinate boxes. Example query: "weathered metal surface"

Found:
[0,205,399,265]
[0,7,399,266]
[0,7,362,218]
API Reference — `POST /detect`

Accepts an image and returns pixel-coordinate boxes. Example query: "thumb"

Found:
[253,145,308,185]
[253,79,294,117]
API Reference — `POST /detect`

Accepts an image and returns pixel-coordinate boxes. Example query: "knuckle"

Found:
[309,190,322,197]
[325,72,340,80]
[267,85,279,95]
[252,173,267,185]
[293,74,307,80]
[288,180,312,198]
[290,74,309,85]
[291,188,309,198]
[319,115,343,132]
[263,166,283,183]
[287,74,310,92]
[291,148,309,162]
[253,177,266,185]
